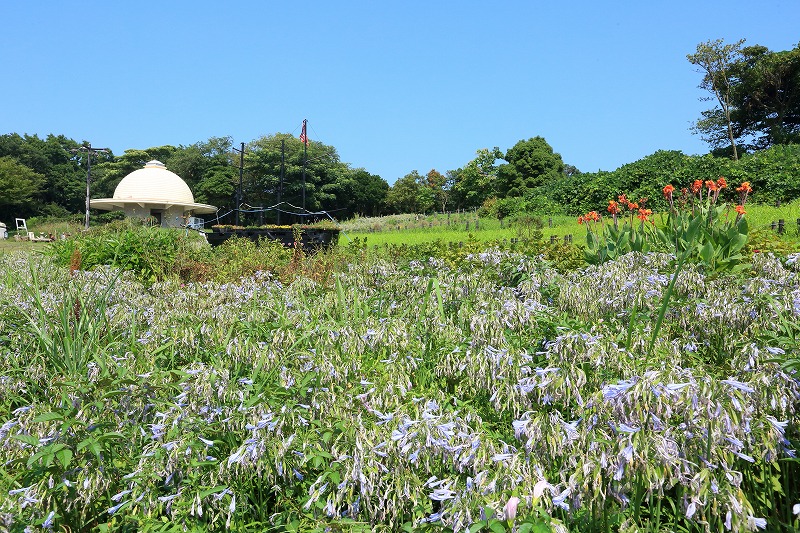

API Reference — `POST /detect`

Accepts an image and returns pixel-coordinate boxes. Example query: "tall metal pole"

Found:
[73,143,109,230]
[302,119,307,211]
[86,153,92,230]
[234,142,245,226]
[278,138,285,225]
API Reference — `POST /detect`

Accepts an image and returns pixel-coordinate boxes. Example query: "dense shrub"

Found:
[535,144,800,215]
[44,221,199,283]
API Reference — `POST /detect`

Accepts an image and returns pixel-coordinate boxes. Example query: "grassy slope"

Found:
[339,201,800,247]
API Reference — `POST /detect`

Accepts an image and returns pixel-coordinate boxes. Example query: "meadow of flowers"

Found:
[1,235,799,531]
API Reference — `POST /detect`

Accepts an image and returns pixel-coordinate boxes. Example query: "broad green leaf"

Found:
[11,434,40,447]
[699,242,714,264]
[488,520,507,533]
[32,412,64,423]
[55,447,73,469]
[199,485,228,499]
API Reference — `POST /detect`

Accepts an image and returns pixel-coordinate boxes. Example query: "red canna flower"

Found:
[691,180,703,194]
[735,205,746,215]
[716,176,727,190]
[705,180,718,192]
[663,184,675,198]
[607,200,620,215]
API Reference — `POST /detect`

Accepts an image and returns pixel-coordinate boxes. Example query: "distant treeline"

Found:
[0,133,389,225]
[2,135,799,225]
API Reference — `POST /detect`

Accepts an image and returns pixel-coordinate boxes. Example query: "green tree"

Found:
[244,134,344,223]
[93,146,176,197]
[688,39,747,159]
[195,166,236,212]
[0,156,45,221]
[495,137,564,197]
[386,171,425,214]
[735,43,800,149]
[328,168,388,218]
[450,147,502,209]
[0,133,89,215]
[425,169,450,212]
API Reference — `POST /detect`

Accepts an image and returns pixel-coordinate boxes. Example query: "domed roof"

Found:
[113,160,195,204]
[91,160,217,215]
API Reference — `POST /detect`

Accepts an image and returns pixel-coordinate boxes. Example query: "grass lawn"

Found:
[339,201,800,248]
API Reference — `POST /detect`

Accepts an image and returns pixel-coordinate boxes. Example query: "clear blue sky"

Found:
[1,1,797,184]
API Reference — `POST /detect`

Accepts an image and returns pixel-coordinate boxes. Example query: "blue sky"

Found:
[1,1,797,184]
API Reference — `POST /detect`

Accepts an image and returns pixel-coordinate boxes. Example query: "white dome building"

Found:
[91,160,217,228]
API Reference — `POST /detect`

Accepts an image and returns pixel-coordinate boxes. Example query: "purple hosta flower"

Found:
[409,447,421,463]
[620,444,635,463]
[666,382,690,393]
[725,435,745,449]
[374,410,393,425]
[560,419,580,443]
[107,501,128,515]
[430,487,456,501]
[373,441,388,458]
[686,500,698,519]
[552,487,571,510]
[111,490,132,502]
[421,512,443,524]
[42,510,55,529]
[614,460,626,481]
[616,423,640,435]
[734,451,756,463]
[0,418,18,440]
[237,378,253,386]
[324,498,336,517]
[602,379,636,400]
[747,516,767,529]
[492,453,514,463]
[512,419,528,439]
[505,496,521,521]
[227,447,246,466]
[721,378,755,393]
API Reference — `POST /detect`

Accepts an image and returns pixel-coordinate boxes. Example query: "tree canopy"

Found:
[689,39,800,156]
[495,137,564,197]
[0,132,389,225]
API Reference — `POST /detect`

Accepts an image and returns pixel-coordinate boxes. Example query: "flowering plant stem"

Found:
[647,221,698,357]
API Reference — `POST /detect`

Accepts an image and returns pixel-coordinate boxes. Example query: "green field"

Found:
[339,201,800,248]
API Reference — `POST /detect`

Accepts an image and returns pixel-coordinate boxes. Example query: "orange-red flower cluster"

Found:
[577,211,601,225]
[663,184,675,198]
[735,181,752,217]
[691,180,703,194]
[607,200,620,215]
[637,208,653,222]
